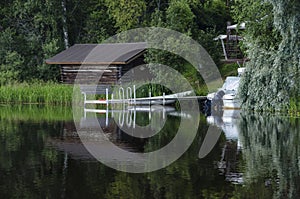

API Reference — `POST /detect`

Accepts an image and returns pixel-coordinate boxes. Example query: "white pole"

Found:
[163,92,165,106]
[119,107,125,127]
[126,110,132,127]
[133,85,136,105]
[126,87,132,104]
[106,105,109,127]
[106,88,109,106]
[149,91,151,106]
[83,92,86,107]
[119,87,125,103]
[111,93,114,115]
[221,39,228,60]
[133,107,136,129]
[149,106,151,122]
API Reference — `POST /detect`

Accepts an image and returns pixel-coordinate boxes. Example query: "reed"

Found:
[0,82,73,105]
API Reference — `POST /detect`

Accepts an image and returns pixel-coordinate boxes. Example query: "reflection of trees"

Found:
[103,115,236,199]
[142,115,231,198]
[236,114,300,198]
[0,117,64,198]
[0,105,77,198]
[2,105,252,198]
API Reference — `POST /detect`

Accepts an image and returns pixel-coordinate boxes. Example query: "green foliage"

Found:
[0,51,24,85]
[289,97,300,116]
[233,0,300,111]
[195,28,223,67]
[81,0,116,43]
[194,0,231,31]
[166,0,195,33]
[38,39,60,81]
[104,0,146,31]
[219,63,239,78]
[0,0,231,96]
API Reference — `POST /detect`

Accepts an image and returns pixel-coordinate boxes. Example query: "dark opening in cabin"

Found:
[46,42,146,85]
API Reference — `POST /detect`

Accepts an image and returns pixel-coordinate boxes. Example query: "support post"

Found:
[149,91,152,106]
[126,87,132,104]
[83,92,87,108]
[133,107,136,129]
[106,88,109,106]
[106,105,109,127]
[133,85,136,105]
[119,87,125,104]
[111,93,114,118]
[221,39,228,60]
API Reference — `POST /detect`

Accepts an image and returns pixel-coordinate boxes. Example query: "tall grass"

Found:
[0,82,73,105]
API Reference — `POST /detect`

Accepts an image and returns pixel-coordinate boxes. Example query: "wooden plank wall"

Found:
[60,56,145,85]
[61,64,120,84]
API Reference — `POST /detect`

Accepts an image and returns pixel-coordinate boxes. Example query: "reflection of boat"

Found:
[206,68,245,110]
[206,109,241,145]
[206,109,243,184]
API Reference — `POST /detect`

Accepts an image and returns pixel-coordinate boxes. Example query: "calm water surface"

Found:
[0,105,299,198]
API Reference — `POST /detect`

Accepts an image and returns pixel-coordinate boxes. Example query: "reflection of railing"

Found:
[83,105,177,128]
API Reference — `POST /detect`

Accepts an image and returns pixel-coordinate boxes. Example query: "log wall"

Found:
[60,56,145,85]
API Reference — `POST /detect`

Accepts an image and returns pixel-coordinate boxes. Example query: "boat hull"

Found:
[223,99,241,109]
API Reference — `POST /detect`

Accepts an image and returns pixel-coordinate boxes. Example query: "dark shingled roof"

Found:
[46,42,146,65]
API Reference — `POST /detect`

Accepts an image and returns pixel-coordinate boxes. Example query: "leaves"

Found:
[104,0,146,31]
[234,0,300,111]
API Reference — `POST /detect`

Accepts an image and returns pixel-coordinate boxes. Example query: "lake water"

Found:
[0,105,299,198]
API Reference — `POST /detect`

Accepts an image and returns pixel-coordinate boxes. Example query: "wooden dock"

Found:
[82,87,207,106]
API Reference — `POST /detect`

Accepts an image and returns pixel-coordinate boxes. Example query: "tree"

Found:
[166,0,195,33]
[233,0,300,111]
[104,0,146,32]
[80,0,116,43]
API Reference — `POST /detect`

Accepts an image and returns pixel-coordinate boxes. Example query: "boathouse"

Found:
[46,42,146,84]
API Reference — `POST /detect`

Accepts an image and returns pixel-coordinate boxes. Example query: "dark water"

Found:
[0,105,299,199]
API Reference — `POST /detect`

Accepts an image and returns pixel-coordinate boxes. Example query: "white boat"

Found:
[223,92,241,109]
[222,76,241,109]
[206,68,245,110]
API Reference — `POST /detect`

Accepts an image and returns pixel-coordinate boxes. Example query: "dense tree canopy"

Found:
[233,0,300,111]
[0,0,230,84]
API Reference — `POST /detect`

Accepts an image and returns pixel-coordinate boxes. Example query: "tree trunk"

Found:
[62,0,69,49]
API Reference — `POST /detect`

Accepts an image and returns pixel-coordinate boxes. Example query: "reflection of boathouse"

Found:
[49,118,147,160]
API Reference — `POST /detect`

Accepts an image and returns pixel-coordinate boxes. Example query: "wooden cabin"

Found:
[46,42,146,85]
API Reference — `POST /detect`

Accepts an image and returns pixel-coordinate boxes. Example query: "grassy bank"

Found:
[0,82,73,105]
